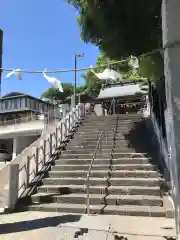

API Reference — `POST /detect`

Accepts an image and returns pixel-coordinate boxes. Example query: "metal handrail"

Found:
[86,129,105,215]
[110,127,116,157]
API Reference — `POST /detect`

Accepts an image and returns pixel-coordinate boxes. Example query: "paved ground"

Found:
[0,211,176,240]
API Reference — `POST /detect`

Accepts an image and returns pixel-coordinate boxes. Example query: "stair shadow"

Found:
[123,118,163,174]
[0,214,81,235]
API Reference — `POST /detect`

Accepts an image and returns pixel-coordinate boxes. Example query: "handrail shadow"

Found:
[0,214,81,234]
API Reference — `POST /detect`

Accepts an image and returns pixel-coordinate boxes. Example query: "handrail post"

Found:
[8,164,19,210]
[25,156,30,188]
[55,127,58,148]
[43,140,46,164]
[86,173,90,215]
[49,134,53,156]
[60,121,63,143]
[35,148,39,175]
[113,98,116,115]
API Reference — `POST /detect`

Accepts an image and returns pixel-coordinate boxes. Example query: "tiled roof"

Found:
[98,83,147,99]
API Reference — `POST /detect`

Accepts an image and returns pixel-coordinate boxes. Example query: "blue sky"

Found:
[0,0,99,97]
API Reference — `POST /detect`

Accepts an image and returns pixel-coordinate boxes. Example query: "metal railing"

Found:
[0,107,64,127]
[0,114,42,126]
[86,129,107,215]
[0,103,85,210]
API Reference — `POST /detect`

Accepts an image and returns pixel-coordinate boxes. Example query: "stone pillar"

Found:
[8,164,19,210]
[162,1,180,238]
[12,138,17,159]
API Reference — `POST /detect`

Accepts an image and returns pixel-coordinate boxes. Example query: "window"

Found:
[14,99,18,109]
[8,100,12,110]
[26,98,30,109]
[25,98,27,107]
[0,101,3,110]
[0,144,6,150]
[5,100,8,109]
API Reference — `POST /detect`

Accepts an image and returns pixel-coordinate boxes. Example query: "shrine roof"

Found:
[97,83,147,99]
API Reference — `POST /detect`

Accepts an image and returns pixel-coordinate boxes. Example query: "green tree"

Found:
[66,0,164,98]
[41,83,74,101]
[82,70,101,97]
[66,0,162,59]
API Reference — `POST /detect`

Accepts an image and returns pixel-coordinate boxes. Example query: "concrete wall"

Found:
[0,120,44,139]
[13,135,39,159]
[162,0,180,237]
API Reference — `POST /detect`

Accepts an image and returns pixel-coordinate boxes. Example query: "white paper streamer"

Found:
[43,69,63,92]
[129,56,140,69]
[90,65,122,81]
[5,69,22,80]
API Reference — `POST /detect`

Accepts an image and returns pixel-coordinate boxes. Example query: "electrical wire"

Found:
[0,48,162,74]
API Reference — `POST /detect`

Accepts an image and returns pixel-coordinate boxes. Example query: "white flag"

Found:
[43,69,63,92]
[129,56,139,69]
[90,65,122,81]
[5,69,22,80]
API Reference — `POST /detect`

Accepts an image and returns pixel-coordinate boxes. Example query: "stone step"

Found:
[31,193,163,206]
[43,177,161,187]
[77,128,135,133]
[49,170,160,178]
[61,148,137,154]
[26,203,168,217]
[60,152,148,159]
[78,126,135,130]
[69,139,129,145]
[52,164,156,171]
[72,137,128,142]
[82,120,142,124]
[83,115,143,120]
[55,158,152,165]
[83,117,142,121]
[82,121,143,126]
[68,143,133,149]
[66,144,118,149]
[75,132,130,137]
[37,185,161,196]
[74,134,126,139]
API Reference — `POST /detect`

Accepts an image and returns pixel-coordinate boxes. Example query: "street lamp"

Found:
[74,52,84,107]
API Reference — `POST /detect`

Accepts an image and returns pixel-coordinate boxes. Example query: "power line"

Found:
[0,48,161,74]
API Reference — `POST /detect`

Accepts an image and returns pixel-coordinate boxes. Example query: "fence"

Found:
[0,115,42,127]
[148,79,167,144]
[0,105,68,127]
[0,103,85,210]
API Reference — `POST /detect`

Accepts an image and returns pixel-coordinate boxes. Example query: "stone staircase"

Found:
[19,113,173,217]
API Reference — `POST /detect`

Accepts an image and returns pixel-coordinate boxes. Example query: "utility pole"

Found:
[74,52,84,108]
[0,29,3,97]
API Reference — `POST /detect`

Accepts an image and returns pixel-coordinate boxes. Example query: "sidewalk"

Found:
[0,211,176,240]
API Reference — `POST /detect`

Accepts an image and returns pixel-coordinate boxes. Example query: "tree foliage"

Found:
[41,83,86,101]
[66,0,162,59]
[41,83,74,101]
